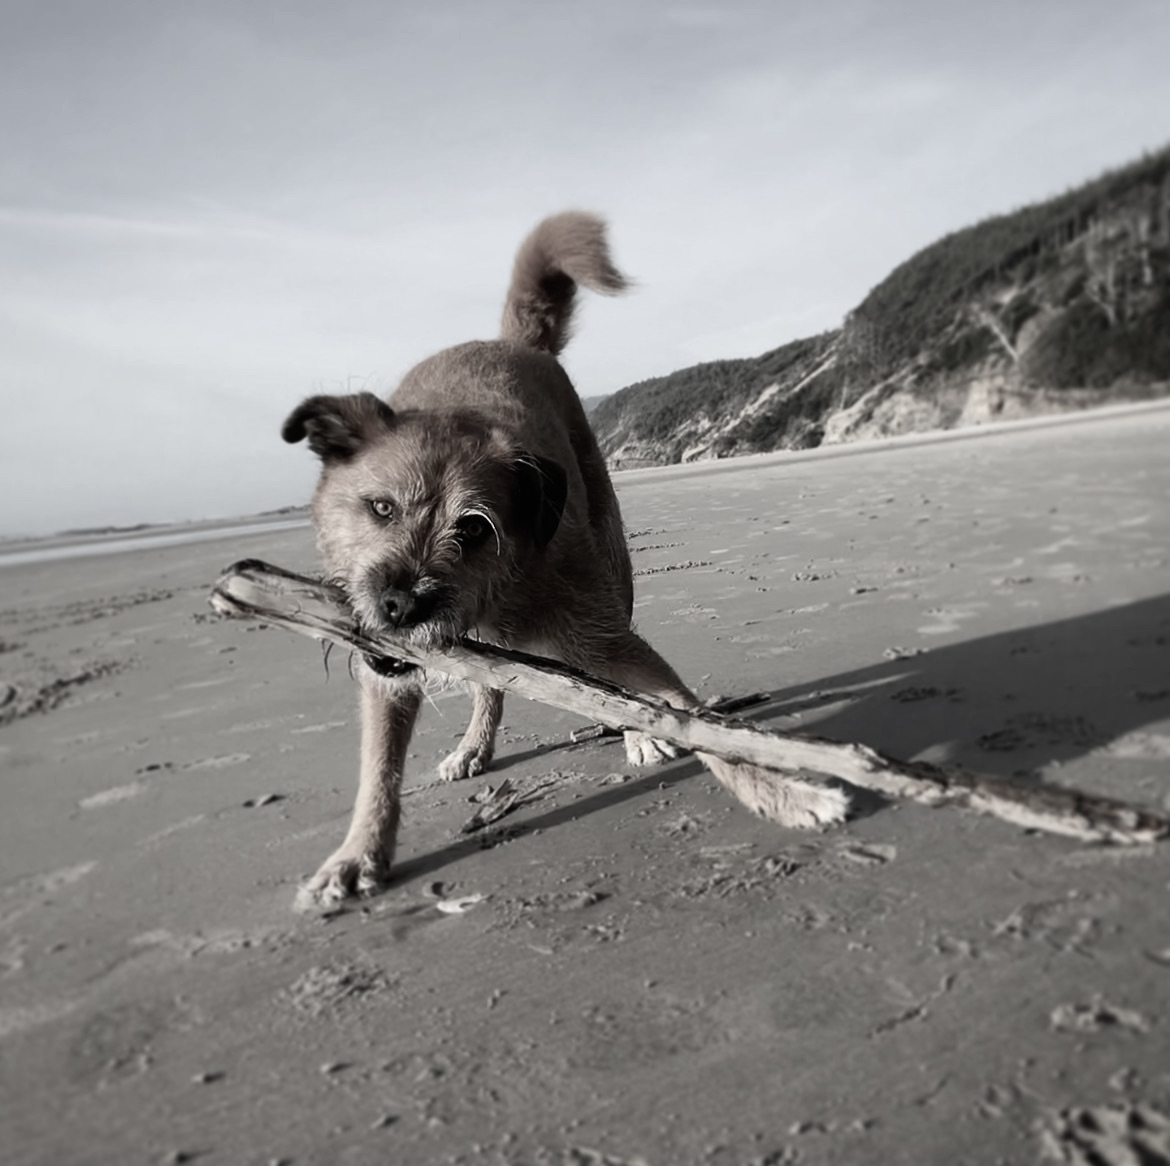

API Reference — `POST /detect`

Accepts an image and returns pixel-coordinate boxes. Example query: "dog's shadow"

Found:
[393,592,1170,886]
[392,760,701,885]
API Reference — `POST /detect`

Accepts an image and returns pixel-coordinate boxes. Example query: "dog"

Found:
[282,211,848,906]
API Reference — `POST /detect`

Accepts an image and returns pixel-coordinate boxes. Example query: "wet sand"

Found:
[2,404,1170,1165]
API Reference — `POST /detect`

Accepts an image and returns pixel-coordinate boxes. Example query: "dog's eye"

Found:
[455,514,490,547]
[368,499,394,520]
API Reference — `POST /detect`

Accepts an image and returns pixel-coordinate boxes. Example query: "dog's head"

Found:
[282,392,566,654]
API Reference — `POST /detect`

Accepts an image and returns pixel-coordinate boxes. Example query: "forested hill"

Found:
[591,146,1170,467]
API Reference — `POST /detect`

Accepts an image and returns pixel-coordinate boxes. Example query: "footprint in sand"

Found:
[978,713,1099,753]
[1040,1102,1170,1165]
[281,960,396,1017]
[1050,997,1150,1034]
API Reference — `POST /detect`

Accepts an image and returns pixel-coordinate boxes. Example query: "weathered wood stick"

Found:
[569,691,771,743]
[210,559,1170,846]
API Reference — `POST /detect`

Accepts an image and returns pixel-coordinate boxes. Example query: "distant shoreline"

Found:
[0,511,311,569]
[5,396,1169,569]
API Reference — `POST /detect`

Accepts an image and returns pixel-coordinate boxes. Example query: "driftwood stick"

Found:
[210,558,1170,846]
[569,691,771,743]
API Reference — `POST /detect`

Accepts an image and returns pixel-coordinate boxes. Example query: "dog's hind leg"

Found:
[438,684,504,782]
[595,631,850,830]
[297,675,422,908]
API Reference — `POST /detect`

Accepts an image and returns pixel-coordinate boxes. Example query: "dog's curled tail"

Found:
[500,211,629,356]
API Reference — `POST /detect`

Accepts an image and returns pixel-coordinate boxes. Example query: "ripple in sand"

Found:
[78,782,146,809]
[180,753,251,771]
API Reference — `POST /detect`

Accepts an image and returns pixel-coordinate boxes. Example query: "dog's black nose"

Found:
[379,586,426,629]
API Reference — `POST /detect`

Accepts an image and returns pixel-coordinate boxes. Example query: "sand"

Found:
[2,402,1169,1166]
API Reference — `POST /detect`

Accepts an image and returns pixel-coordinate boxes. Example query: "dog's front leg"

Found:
[438,684,504,782]
[297,676,422,908]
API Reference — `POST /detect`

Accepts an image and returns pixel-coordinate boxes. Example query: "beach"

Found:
[2,402,1169,1166]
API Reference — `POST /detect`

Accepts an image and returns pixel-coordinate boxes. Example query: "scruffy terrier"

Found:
[283,212,848,906]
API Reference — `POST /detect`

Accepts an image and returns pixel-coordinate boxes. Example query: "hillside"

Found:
[592,147,1170,467]
[578,395,609,417]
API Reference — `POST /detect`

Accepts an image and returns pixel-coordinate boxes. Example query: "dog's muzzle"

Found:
[378,585,438,630]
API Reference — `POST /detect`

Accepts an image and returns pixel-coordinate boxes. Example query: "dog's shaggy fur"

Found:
[283,212,848,906]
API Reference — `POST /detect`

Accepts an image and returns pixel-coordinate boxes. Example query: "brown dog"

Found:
[283,212,848,906]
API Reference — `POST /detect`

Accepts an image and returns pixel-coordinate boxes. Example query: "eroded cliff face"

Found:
[592,150,1170,469]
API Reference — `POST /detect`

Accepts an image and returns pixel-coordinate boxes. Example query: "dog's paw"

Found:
[704,756,850,830]
[770,777,850,830]
[295,845,390,911]
[624,730,684,767]
[438,746,490,783]
[741,767,850,829]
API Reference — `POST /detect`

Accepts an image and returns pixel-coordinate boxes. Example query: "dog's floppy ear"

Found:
[281,392,395,460]
[513,455,568,549]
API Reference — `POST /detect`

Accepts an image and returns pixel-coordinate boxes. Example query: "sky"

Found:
[2,0,1168,536]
